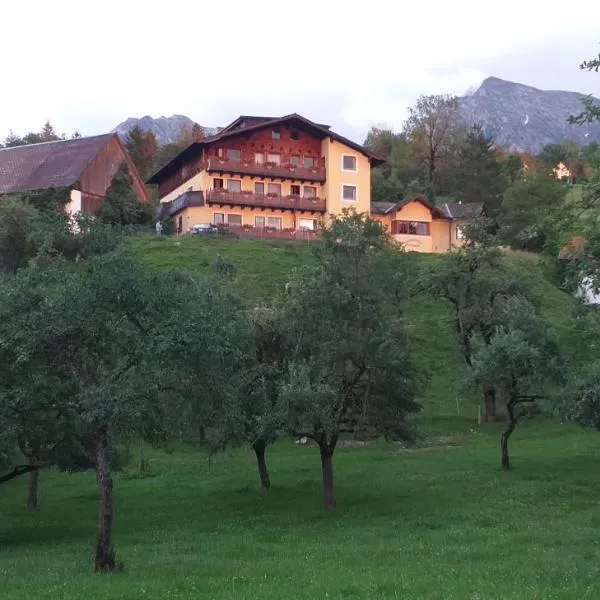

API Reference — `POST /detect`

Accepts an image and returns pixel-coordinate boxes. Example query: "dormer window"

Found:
[272,129,281,140]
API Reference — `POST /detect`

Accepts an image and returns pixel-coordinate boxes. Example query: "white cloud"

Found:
[1,0,599,141]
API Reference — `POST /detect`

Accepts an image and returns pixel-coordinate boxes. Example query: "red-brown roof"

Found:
[0,133,115,195]
[147,113,384,184]
[559,236,586,260]
[371,196,448,219]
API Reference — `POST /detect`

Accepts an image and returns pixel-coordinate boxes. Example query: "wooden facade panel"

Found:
[79,135,150,204]
[210,124,322,166]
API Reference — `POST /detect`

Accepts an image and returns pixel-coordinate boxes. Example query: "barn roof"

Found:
[0,133,115,195]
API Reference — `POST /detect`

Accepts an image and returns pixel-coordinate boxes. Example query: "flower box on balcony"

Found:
[214,187,226,194]
[266,192,279,198]
[266,162,278,168]
[241,190,253,196]
[242,224,254,230]
[265,226,277,232]
[288,195,300,201]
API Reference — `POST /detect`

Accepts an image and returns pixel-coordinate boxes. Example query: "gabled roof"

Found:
[218,116,279,134]
[371,196,448,219]
[440,202,484,219]
[371,201,399,215]
[147,113,382,184]
[0,133,115,195]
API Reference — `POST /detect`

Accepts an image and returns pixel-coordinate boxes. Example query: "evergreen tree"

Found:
[40,120,61,142]
[452,123,505,214]
[96,163,154,227]
[124,126,158,181]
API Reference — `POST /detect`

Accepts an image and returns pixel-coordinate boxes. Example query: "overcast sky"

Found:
[1,0,599,143]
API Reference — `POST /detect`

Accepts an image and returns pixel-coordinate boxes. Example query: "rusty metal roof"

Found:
[0,133,115,195]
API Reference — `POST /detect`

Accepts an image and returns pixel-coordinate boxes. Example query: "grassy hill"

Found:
[128,235,581,418]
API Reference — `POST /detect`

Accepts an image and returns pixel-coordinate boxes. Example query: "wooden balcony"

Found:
[206,189,327,213]
[159,191,204,217]
[206,157,326,183]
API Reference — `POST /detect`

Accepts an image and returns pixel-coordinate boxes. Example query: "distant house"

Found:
[0,133,150,215]
[553,162,572,182]
[371,197,484,253]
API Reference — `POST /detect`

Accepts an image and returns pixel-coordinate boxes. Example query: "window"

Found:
[227,179,242,192]
[342,185,357,201]
[392,221,430,236]
[213,213,224,224]
[267,216,282,229]
[267,153,280,166]
[456,225,464,239]
[303,186,316,198]
[271,129,281,140]
[254,182,265,195]
[226,148,241,161]
[303,156,315,168]
[254,152,264,165]
[291,184,301,196]
[227,214,242,226]
[213,178,224,189]
[267,183,281,196]
[299,218,316,230]
[255,216,266,228]
[217,148,223,157]
[291,131,300,141]
[342,155,357,171]
[290,154,301,166]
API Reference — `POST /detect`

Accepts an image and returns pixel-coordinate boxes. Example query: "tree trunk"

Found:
[484,387,496,423]
[320,444,336,509]
[501,400,517,470]
[95,430,116,572]
[252,440,271,489]
[428,147,436,183]
[27,467,39,511]
[139,439,149,473]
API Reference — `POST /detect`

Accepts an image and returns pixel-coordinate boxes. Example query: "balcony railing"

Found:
[206,157,326,182]
[206,189,326,212]
[159,191,204,217]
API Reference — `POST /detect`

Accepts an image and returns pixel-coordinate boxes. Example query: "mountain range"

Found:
[112,115,217,145]
[460,77,600,154]
[112,78,600,155]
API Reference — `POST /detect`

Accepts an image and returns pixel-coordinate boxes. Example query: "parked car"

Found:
[190,223,218,235]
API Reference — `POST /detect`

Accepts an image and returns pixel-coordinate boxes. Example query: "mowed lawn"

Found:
[2,420,600,599]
